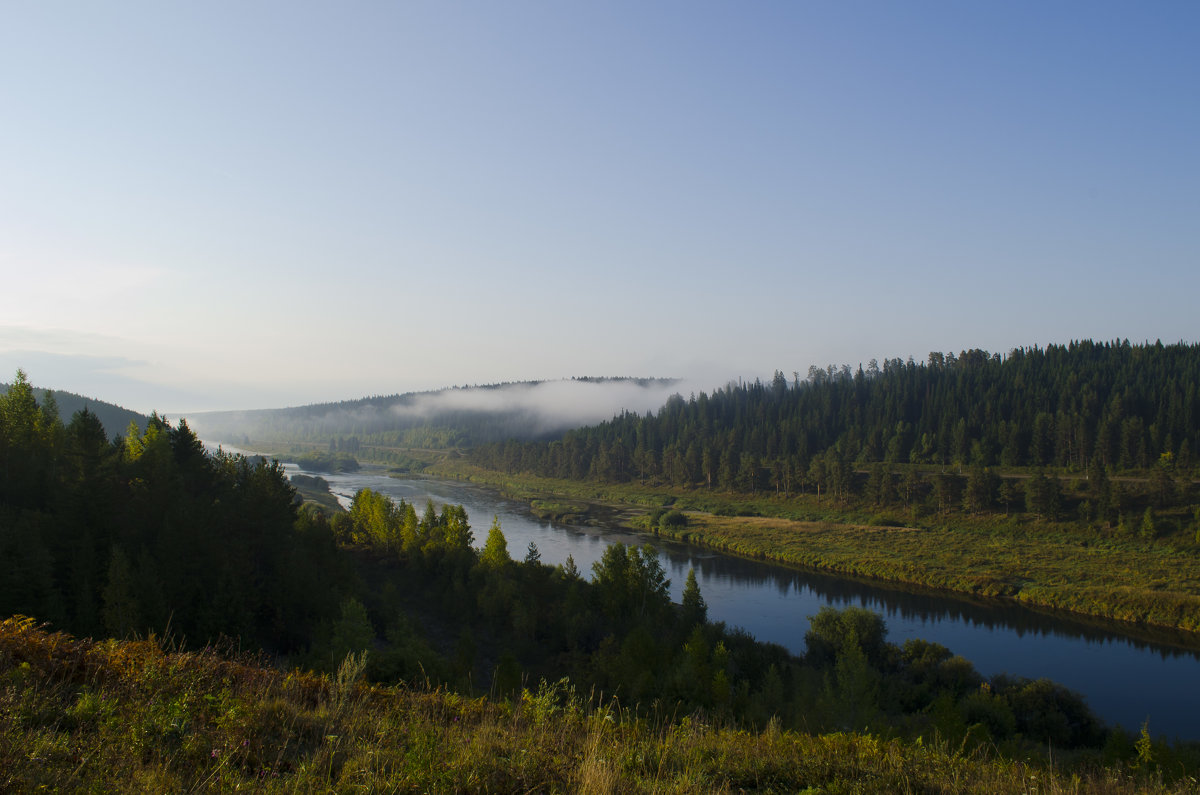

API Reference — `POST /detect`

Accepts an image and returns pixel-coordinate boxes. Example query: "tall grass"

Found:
[2,616,1193,793]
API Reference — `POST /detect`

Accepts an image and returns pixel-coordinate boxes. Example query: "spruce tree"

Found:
[681,568,707,627]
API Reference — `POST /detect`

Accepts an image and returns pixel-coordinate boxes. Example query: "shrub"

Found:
[960,688,1017,740]
[805,607,887,668]
[659,510,687,530]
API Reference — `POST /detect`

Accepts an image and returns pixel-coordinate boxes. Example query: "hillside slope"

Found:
[188,377,680,450]
[0,378,149,439]
[0,616,1186,794]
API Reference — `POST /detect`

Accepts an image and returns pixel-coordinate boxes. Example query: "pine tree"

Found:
[681,568,707,627]
[559,554,581,580]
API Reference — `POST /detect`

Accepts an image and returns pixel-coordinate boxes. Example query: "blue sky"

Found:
[2,2,1197,414]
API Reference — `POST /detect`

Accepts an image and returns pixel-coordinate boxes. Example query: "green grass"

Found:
[428,462,1200,637]
[2,616,1191,793]
[529,499,592,522]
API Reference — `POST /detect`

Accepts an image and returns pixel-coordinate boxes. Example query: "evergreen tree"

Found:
[559,555,581,581]
[681,568,707,627]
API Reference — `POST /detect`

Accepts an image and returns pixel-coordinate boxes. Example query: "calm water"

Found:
[284,463,1200,740]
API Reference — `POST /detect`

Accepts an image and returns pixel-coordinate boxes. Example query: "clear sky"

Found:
[2,2,1197,414]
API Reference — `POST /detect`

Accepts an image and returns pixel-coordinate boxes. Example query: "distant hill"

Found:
[0,381,151,440]
[188,377,682,449]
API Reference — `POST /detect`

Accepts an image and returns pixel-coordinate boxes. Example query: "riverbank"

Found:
[427,461,1200,638]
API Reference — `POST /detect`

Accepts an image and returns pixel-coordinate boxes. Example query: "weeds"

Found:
[330,649,369,718]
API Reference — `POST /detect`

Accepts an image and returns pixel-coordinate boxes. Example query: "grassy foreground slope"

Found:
[0,617,1184,794]
[428,462,1200,636]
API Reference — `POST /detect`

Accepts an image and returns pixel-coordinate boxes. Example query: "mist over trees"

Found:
[189,377,680,450]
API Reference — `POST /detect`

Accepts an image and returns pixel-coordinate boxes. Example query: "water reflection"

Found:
[286,465,1200,740]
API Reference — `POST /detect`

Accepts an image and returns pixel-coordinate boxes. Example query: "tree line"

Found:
[0,380,149,439]
[0,370,349,653]
[468,341,1200,516]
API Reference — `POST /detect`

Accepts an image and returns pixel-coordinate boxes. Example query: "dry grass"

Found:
[2,616,1191,793]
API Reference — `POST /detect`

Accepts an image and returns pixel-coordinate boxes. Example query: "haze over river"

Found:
[281,462,1200,740]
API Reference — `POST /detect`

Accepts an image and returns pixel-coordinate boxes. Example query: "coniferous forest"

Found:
[470,341,1200,513]
[0,370,345,653]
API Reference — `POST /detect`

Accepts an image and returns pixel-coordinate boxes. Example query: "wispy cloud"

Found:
[189,377,701,443]
[385,378,694,433]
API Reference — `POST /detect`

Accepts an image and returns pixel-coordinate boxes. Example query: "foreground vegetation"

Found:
[2,616,1193,794]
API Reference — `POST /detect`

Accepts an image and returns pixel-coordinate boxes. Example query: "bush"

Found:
[994,675,1105,748]
[960,689,1017,740]
[659,510,687,530]
[805,607,887,668]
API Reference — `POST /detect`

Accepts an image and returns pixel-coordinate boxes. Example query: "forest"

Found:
[468,341,1200,525]
[0,370,345,653]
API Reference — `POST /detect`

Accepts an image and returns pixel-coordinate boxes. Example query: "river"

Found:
[283,462,1200,740]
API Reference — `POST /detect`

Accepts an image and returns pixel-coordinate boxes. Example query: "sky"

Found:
[2,2,1198,415]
